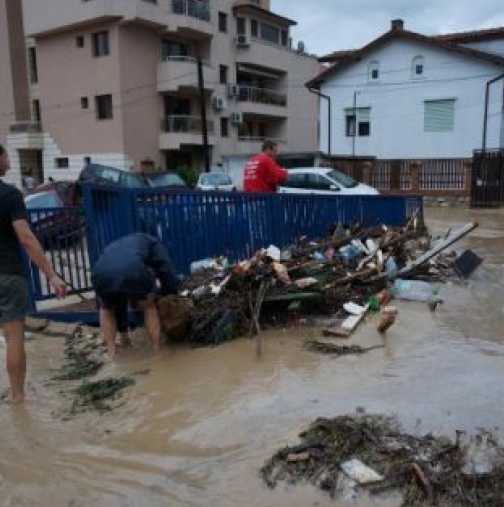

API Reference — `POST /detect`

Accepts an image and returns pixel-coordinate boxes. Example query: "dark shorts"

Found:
[0,274,31,326]
[97,292,151,333]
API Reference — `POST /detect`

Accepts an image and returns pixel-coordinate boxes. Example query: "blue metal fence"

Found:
[83,185,423,274]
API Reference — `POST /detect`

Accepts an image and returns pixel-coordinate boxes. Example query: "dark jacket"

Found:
[92,233,180,297]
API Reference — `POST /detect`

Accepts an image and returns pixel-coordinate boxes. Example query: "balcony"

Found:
[233,85,288,117]
[159,115,215,150]
[8,122,45,149]
[10,121,42,134]
[168,0,213,38]
[158,56,216,93]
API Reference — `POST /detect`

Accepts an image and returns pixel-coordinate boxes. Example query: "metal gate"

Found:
[472,150,504,208]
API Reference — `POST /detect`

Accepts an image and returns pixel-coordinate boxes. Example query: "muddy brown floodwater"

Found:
[2,207,504,507]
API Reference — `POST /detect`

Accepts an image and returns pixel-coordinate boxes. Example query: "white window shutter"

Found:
[424,99,455,132]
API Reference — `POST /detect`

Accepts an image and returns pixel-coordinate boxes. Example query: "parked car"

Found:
[25,184,84,248]
[278,168,379,196]
[196,172,236,192]
[79,163,150,189]
[144,172,188,189]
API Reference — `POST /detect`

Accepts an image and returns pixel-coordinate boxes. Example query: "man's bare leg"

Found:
[3,320,26,404]
[99,308,117,358]
[143,301,161,353]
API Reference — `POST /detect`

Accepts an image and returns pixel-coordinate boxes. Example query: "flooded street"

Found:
[2,207,504,507]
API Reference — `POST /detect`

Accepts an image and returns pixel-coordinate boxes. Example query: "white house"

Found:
[308,20,504,160]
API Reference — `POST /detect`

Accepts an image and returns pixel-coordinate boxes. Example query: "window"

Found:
[284,173,307,189]
[161,40,189,60]
[261,23,280,44]
[368,61,379,81]
[237,17,246,35]
[219,12,227,32]
[93,31,110,57]
[32,100,41,123]
[28,47,38,84]
[55,157,69,169]
[220,117,229,138]
[346,107,371,137]
[412,55,425,78]
[346,114,356,137]
[424,99,455,132]
[220,65,228,85]
[95,94,113,120]
[281,30,288,47]
[76,36,85,48]
[81,97,89,109]
[251,19,258,37]
[305,174,332,190]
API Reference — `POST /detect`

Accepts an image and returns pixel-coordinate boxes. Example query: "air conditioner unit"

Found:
[231,112,243,125]
[227,84,238,99]
[236,35,250,48]
[212,96,226,112]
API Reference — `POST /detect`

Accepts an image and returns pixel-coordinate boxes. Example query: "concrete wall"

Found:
[319,37,504,159]
[119,24,163,168]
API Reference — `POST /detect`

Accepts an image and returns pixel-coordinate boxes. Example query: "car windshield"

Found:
[327,169,358,188]
[25,192,61,209]
[148,173,186,187]
[122,172,149,189]
[200,173,232,186]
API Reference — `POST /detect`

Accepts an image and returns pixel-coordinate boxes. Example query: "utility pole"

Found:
[352,91,358,158]
[197,58,211,173]
[482,72,504,152]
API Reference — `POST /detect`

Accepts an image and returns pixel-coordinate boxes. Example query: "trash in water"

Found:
[304,341,384,356]
[71,377,135,414]
[392,279,441,303]
[377,306,398,334]
[261,413,504,506]
[266,245,281,262]
[340,459,384,484]
[454,250,483,278]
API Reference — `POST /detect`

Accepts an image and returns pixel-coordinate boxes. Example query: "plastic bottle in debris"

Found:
[392,280,442,304]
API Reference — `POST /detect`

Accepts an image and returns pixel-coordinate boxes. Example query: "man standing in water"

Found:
[0,145,66,403]
[92,233,180,358]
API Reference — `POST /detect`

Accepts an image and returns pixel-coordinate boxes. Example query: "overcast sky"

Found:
[272,0,504,57]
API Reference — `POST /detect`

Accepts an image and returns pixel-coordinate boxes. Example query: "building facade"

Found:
[4,0,320,186]
[309,20,504,160]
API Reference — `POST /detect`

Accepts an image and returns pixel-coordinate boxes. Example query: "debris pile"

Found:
[52,326,135,415]
[174,220,479,346]
[261,414,504,506]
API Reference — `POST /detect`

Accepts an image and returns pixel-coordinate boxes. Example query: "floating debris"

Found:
[71,377,135,414]
[261,414,504,506]
[173,221,478,347]
[304,341,384,356]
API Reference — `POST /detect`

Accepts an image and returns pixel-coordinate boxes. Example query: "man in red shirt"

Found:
[243,140,288,193]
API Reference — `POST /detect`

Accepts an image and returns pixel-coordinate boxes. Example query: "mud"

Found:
[1,207,504,507]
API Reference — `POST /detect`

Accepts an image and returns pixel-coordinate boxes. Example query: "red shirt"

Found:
[243,153,288,193]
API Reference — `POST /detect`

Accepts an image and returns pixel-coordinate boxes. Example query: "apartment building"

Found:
[4,0,320,186]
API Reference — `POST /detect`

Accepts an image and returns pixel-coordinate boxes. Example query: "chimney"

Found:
[391,19,404,31]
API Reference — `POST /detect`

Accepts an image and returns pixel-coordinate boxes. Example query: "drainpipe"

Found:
[482,72,504,152]
[308,87,332,156]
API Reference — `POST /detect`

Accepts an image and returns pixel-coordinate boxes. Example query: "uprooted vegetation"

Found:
[261,414,504,506]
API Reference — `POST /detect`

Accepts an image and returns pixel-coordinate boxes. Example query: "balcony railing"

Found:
[238,136,285,143]
[9,121,42,134]
[161,115,215,134]
[236,85,287,107]
[172,0,211,22]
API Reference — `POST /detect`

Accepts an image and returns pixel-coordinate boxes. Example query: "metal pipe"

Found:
[197,58,211,173]
[308,88,332,155]
[352,91,358,158]
[482,72,504,152]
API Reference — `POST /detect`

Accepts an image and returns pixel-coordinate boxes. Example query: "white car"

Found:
[197,172,236,192]
[278,168,379,196]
